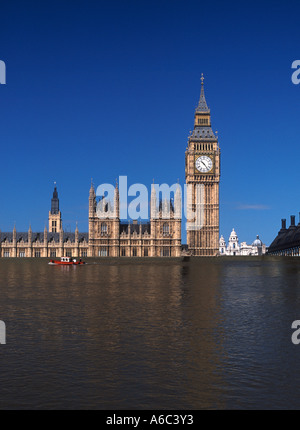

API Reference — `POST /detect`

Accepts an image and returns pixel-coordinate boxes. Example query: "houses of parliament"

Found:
[0,78,221,258]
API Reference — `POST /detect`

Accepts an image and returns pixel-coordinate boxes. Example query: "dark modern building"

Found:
[268,215,300,256]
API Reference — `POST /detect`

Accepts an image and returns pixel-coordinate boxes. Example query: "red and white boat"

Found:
[48,257,86,265]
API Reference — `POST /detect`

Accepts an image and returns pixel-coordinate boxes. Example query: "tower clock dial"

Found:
[195,155,213,173]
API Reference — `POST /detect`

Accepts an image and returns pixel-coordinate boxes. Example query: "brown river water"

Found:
[0,256,300,409]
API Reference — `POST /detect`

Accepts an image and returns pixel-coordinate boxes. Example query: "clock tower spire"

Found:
[185,76,220,256]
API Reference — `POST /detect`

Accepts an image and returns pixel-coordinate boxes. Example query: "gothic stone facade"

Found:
[0,183,182,258]
[88,182,182,257]
[0,187,89,258]
[0,79,220,258]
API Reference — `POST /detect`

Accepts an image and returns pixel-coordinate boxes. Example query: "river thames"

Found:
[0,256,300,409]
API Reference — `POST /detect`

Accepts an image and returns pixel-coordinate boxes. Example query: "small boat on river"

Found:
[48,257,86,265]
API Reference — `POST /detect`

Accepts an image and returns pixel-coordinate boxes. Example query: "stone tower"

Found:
[150,183,182,257]
[48,184,62,233]
[88,181,96,257]
[185,75,220,256]
[88,180,120,257]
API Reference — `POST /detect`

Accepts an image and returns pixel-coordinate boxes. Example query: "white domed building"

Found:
[219,229,266,256]
[219,235,226,255]
[227,228,240,256]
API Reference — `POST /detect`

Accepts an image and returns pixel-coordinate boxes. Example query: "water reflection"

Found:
[0,257,300,409]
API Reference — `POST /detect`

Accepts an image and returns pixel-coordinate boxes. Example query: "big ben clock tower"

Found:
[185,75,220,256]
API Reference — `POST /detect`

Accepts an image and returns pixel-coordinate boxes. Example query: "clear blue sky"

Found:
[0,0,299,245]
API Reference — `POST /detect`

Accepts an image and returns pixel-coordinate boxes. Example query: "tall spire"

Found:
[89,178,95,197]
[114,179,119,219]
[51,183,59,214]
[196,73,210,113]
[191,74,215,139]
[151,184,157,220]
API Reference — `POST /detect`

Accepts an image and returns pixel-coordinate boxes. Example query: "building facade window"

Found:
[163,223,169,236]
[50,251,56,257]
[132,247,137,257]
[99,247,108,257]
[66,251,72,257]
[4,251,10,257]
[121,248,126,257]
[35,251,41,257]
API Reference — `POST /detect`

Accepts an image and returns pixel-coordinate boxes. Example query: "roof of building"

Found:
[268,224,300,253]
[229,228,237,237]
[196,75,210,113]
[191,126,216,140]
[0,231,89,244]
[190,77,217,142]
[252,235,263,247]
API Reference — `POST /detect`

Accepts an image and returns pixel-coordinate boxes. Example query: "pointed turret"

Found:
[150,183,157,219]
[196,74,210,113]
[44,225,48,243]
[59,227,64,244]
[12,225,17,257]
[89,179,96,197]
[75,222,79,243]
[51,185,59,215]
[114,179,120,219]
[162,198,170,219]
[191,74,216,139]
[49,183,62,233]
[174,184,182,219]
[28,225,32,243]
[89,179,96,218]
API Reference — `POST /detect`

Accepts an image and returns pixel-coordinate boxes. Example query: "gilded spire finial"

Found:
[201,73,204,85]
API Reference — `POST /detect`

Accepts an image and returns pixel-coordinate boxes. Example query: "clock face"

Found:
[195,155,213,173]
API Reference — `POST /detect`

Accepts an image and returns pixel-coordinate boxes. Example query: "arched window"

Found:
[101,223,107,234]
